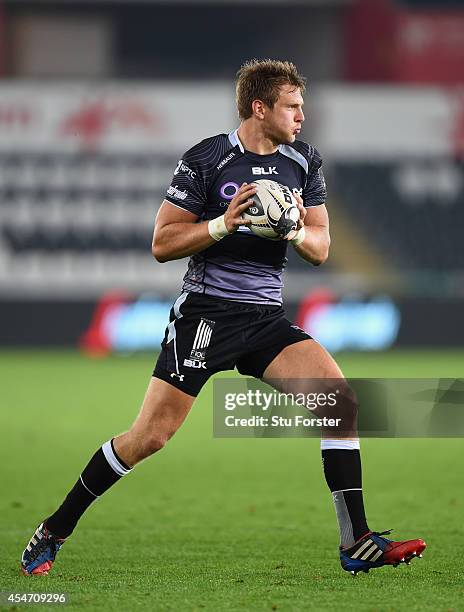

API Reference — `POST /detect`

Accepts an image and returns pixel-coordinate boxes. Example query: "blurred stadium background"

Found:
[1,1,464,608]
[0,0,463,355]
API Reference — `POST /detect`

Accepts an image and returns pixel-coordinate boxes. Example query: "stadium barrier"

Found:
[1,295,464,349]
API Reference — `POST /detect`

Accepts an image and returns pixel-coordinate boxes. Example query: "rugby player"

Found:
[21,59,425,576]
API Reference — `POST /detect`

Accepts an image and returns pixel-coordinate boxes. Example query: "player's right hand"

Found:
[223,183,256,233]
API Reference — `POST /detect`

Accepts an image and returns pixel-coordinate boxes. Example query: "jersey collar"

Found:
[228,128,245,153]
[228,128,307,172]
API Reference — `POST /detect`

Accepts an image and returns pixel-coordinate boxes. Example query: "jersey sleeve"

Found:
[164,152,207,217]
[302,146,327,207]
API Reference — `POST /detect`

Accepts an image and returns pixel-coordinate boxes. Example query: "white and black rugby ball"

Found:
[243,179,300,240]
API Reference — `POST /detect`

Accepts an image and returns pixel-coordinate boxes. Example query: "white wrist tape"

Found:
[291,226,306,246]
[208,215,229,241]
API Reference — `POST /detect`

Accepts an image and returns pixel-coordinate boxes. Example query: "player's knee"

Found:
[314,380,358,437]
[139,422,180,458]
[140,433,168,457]
[336,381,359,425]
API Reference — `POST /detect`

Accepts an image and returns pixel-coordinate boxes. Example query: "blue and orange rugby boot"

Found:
[21,522,66,576]
[340,529,426,575]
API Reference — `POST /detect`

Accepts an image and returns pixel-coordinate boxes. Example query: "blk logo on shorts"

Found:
[183,359,207,369]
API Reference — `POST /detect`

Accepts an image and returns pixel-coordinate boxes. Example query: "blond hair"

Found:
[236,59,306,121]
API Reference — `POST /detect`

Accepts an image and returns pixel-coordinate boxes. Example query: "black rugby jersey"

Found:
[164,129,326,304]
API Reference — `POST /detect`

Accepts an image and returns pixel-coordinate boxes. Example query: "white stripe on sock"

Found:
[321,439,360,450]
[102,441,131,477]
[80,475,99,498]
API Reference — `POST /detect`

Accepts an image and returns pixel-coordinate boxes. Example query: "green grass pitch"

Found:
[1,349,463,611]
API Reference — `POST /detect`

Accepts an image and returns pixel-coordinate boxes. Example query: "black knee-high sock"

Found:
[322,443,370,548]
[45,439,132,539]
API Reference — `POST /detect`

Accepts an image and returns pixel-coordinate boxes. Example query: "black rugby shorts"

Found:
[153,292,311,397]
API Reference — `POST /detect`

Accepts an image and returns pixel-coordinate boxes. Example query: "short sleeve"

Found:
[302,146,327,207]
[164,154,207,217]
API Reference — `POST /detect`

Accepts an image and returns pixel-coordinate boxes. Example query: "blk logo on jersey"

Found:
[252,166,278,175]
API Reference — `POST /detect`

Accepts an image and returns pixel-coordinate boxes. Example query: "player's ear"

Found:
[252,99,266,120]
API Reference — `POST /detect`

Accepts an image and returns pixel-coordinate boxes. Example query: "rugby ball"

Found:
[243,179,300,240]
